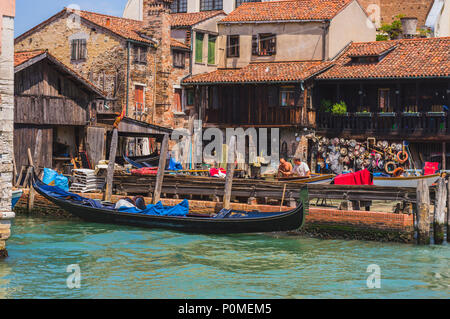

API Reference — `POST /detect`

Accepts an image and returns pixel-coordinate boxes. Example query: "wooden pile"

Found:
[69,169,105,193]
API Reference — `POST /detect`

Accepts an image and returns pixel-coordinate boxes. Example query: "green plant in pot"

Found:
[331,101,348,115]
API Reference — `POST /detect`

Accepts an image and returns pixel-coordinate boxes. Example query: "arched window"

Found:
[171,0,187,13]
[200,0,223,11]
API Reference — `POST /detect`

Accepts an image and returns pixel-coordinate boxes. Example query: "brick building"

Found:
[359,0,434,28]
[15,0,192,131]
[0,0,15,256]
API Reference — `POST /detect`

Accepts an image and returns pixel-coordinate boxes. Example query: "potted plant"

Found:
[331,101,348,116]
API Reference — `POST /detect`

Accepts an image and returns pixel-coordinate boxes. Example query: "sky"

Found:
[15,0,127,37]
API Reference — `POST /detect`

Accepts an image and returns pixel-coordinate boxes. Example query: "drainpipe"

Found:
[322,20,330,61]
[152,44,158,124]
[126,41,131,117]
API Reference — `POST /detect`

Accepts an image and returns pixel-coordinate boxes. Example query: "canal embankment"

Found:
[14,189,415,243]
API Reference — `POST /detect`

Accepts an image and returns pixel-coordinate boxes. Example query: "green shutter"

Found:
[208,35,216,65]
[195,33,204,63]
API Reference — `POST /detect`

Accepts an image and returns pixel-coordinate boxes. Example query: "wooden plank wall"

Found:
[14,60,90,126]
[14,125,53,171]
[86,126,106,167]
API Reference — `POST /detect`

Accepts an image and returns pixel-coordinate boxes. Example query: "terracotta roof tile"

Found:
[171,10,225,27]
[14,50,46,67]
[220,0,354,23]
[317,37,450,80]
[171,38,190,50]
[183,61,333,84]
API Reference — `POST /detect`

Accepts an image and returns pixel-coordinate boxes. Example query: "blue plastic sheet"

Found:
[42,168,69,191]
[168,158,183,171]
[117,199,189,217]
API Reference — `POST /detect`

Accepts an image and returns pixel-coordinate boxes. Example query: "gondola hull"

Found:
[33,177,304,234]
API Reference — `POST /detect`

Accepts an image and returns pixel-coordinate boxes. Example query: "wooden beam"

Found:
[223,136,236,209]
[153,134,169,204]
[103,128,119,202]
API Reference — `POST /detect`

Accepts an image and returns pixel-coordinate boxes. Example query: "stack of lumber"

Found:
[69,169,105,193]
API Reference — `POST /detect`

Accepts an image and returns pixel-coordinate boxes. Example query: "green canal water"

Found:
[0,216,449,299]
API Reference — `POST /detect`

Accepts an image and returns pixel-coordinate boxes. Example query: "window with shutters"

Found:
[71,39,87,61]
[227,35,239,57]
[195,32,204,63]
[133,45,147,64]
[173,50,185,68]
[208,35,217,65]
[252,34,276,56]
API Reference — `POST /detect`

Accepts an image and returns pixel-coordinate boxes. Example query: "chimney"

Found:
[142,0,174,125]
[400,17,418,38]
[105,17,111,27]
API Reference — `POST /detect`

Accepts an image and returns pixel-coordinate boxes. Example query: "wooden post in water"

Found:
[433,177,447,244]
[223,136,236,210]
[26,148,35,213]
[27,130,42,213]
[447,177,450,243]
[153,134,169,204]
[103,128,118,202]
[416,179,431,245]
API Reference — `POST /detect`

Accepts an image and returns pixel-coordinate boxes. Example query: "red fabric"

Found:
[131,167,158,176]
[209,168,226,178]
[424,162,439,176]
[334,169,373,186]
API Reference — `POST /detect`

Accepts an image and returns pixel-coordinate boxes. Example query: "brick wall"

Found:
[359,0,433,27]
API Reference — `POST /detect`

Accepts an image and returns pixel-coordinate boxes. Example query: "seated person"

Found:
[278,158,293,177]
[292,158,311,177]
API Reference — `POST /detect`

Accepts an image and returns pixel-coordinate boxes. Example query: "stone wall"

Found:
[0,11,15,256]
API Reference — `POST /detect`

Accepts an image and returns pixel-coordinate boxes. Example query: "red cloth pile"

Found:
[209,168,226,178]
[334,169,373,186]
[423,162,439,176]
[131,167,158,176]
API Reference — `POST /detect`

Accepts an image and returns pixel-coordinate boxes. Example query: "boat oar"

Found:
[280,184,287,212]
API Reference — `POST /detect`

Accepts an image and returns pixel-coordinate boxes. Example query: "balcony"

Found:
[317,112,449,138]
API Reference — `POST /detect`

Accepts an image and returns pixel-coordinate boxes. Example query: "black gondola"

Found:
[32,173,305,234]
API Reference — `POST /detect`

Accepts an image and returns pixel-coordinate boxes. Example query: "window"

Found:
[280,86,296,107]
[268,86,278,107]
[71,39,87,61]
[378,88,391,112]
[235,0,261,8]
[252,34,276,56]
[186,89,194,106]
[173,50,185,68]
[133,45,147,64]
[195,33,204,63]
[208,35,217,65]
[200,0,223,11]
[227,35,240,57]
[173,89,183,112]
[134,85,145,120]
[171,0,187,13]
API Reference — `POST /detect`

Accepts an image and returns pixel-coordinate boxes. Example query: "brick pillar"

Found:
[142,0,174,127]
[0,10,16,257]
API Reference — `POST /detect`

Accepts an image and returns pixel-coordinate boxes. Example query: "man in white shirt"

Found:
[292,158,311,177]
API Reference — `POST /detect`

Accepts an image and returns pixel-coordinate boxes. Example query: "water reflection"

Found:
[0,216,448,299]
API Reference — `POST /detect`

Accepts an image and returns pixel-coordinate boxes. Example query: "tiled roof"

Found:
[16,8,190,50]
[346,41,397,57]
[171,38,190,50]
[220,0,354,23]
[317,37,450,80]
[14,50,106,97]
[183,61,333,84]
[14,50,46,67]
[171,10,225,27]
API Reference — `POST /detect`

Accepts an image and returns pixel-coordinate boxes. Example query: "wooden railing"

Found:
[317,112,449,136]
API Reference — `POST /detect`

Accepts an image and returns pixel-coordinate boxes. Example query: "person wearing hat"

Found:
[292,158,311,177]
